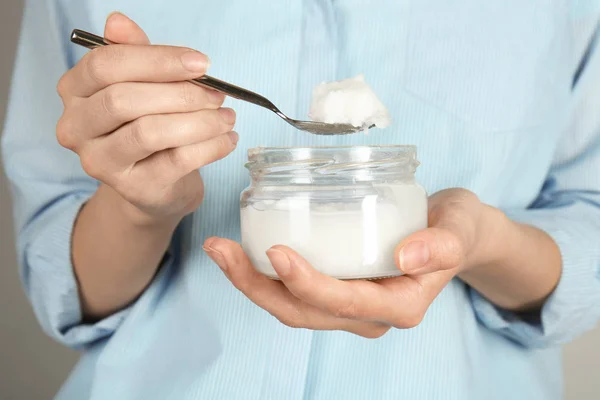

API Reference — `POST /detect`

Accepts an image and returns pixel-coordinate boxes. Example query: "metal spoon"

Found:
[70,29,370,136]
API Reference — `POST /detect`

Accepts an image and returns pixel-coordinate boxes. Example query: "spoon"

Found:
[70,29,370,136]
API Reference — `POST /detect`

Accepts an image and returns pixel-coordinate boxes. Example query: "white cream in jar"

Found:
[240,146,427,279]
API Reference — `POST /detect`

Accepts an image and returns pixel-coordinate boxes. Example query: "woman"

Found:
[3,1,599,399]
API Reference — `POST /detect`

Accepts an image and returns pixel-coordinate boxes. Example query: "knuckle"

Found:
[455,188,480,204]
[205,89,225,107]
[396,309,425,329]
[56,75,69,98]
[128,118,145,148]
[197,112,222,134]
[151,47,181,73]
[226,109,237,126]
[110,177,129,197]
[84,51,109,86]
[215,108,236,128]
[275,314,304,329]
[290,285,314,302]
[227,241,246,264]
[215,134,233,153]
[176,119,194,137]
[438,188,480,213]
[119,182,150,208]
[333,297,358,319]
[102,85,132,117]
[178,83,198,107]
[79,150,102,179]
[207,110,222,128]
[166,147,189,170]
[362,325,390,339]
[128,117,156,153]
[213,108,237,130]
[272,303,306,329]
[86,46,126,86]
[442,233,466,268]
[231,276,250,294]
[55,116,76,149]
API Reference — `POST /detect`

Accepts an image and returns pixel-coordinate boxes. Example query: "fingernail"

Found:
[106,11,126,22]
[203,245,228,272]
[218,108,237,124]
[266,248,291,277]
[399,241,430,273]
[181,51,210,73]
[228,131,239,145]
[207,89,224,104]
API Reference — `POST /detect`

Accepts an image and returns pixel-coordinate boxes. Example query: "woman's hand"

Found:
[56,12,237,225]
[60,13,238,319]
[204,189,516,338]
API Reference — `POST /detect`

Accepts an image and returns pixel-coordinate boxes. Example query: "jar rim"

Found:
[247,145,416,164]
[245,145,419,182]
[249,144,416,150]
[248,144,415,154]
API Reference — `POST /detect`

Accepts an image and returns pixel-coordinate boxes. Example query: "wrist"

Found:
[94,184,182,232]
[73,184,182,320]
[457,205,561,312]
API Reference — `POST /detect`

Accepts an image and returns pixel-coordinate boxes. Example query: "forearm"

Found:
[459,205,562,312]
[72,184,180,319]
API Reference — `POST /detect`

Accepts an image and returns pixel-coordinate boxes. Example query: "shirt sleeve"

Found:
[0,0,172,350]
[469,21,600,348]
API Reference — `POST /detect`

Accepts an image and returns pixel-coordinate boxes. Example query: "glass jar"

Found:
[240,145,427,280]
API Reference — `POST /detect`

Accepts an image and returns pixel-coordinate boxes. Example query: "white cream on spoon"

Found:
[308,74,391,130]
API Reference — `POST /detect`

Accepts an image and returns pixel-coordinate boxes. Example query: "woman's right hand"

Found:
[56,12,237,225]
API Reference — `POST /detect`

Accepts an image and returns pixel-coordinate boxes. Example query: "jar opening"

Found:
[246,145,419,183]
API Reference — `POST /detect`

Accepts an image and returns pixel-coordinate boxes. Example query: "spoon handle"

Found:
[70,29,278,111]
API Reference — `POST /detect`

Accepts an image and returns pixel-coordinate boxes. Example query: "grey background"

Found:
[0,4,79,400]
[0,1,599,399]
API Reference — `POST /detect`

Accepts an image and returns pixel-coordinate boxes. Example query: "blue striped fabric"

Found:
[2,1,600,399]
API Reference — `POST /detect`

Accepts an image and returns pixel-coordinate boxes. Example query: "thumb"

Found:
[394,227,465,275]
[104,12,150,45]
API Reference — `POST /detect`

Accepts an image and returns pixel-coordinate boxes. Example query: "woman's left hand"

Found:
[203,188,505,338]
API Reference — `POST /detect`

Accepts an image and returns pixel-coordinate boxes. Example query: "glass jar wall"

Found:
[240,145,427,280]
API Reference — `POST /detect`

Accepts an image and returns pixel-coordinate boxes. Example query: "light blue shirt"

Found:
[3,1,600,399]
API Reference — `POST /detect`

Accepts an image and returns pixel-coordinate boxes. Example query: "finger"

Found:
[59,42,210,98]
[57,12,149,103]
[394,227,465,275]
[266,245,428,328]
[394,189,481,276]
[96,108,236,166]
[131,131,239,184]
[205,238,390,338]
[377,268,456,325]
[65,81,225,141]
[104,12,150,45]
